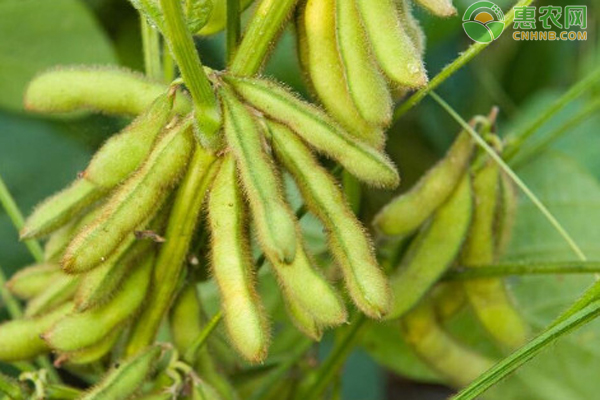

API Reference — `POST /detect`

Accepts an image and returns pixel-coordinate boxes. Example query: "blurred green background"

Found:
[0,0,599,398]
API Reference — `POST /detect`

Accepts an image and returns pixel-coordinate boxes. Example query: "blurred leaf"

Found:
[0,0,117,111]
[0,111,92,273]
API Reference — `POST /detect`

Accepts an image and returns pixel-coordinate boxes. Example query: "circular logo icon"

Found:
[462,1,506,43]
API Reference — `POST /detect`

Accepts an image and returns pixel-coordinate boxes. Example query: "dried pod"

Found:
[225,76,399,188]
[374,130,474,236]
[268,121,390,318]
[208,156,270,363]
[220,88,297,264]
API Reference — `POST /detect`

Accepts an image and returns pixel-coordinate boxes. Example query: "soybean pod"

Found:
[413,0,457,17]
[495,171,518,258]
[24,272,79,317]
[62,119,193,273]
[335,0,392,128]
[6,263,61,300]
[220,88,297,264]
[207,156,269,363]
[44,253,154,352]
[25,66,190,115]
[82,90,175,189]
[268,121,390,318]
[299,0,385,146]
[355,0,427,87]
[401,299,495,387]
[79,345,162,400]
[387,174,472,320]
[461,160,529,350]
[224,76,399,189]
[0,302,72,362]
[55,328,121,366]
[374,130,474,237]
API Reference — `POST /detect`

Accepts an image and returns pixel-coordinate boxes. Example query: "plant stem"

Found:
[452,299,600,400]
[159,0,221,150]
[0,175,44,262]
[125,146,218,356]
[226,0,241,65]
[393,0,535,120]
[0,267,22,319]
[141,16,163,81]
[183,310,223,363]
[229,0,298,76]
[295,314,366,400]
[430,91,587,262]
[506,79,600,161]
[445,261,600,280]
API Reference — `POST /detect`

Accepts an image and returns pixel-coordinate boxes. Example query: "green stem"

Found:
[229,0,298,76]
[125,147,218,356]
[0,175,44,262]
[504,66,600,160]
[159,0,221,150]
[510,98,600,166]
[452,300,600,400]
[141,16,163,81]
[226,0,241,65]
[0,372,24,400]
[0,267,22,318]
[393,0,535,120]
[445,261,600,280]
[183,310,223,364]
[295,314,366,400]
[430,91,587,261]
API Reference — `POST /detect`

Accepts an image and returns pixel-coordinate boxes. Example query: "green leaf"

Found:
[0,0,117,111]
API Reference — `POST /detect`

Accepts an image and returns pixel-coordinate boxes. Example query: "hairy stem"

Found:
[141,16,162,81]
[229,0,298,76]
[226,0,241,64]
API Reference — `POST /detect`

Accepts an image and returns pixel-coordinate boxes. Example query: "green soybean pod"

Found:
[0,302,72,362]
[6,263,60,299]
[169,284,203,354]
[83,90,175,189]
[62,120,194,273]
[220,88,297,264]
[21,179,104,239]
[373,130,474,237]
[44,253,154,352]
[495,172,518,258]
[55,328,121,366]
[283,292,323,341]
[386,174,472,320]
[461,161,529,350]
[25,67,191,116]
[413,0,457,17]
[24,273,79,317]
[355,0,427,87]
[299,0,385,146]
[80,345,162,400]
[208,156,269,363]
[269,231,347,328]
[336,0,392,128]
[224,76,399,189]
[396,0,425,56]
[268,121,390,318]
[431,282,467,320]
[401,300,495,387]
